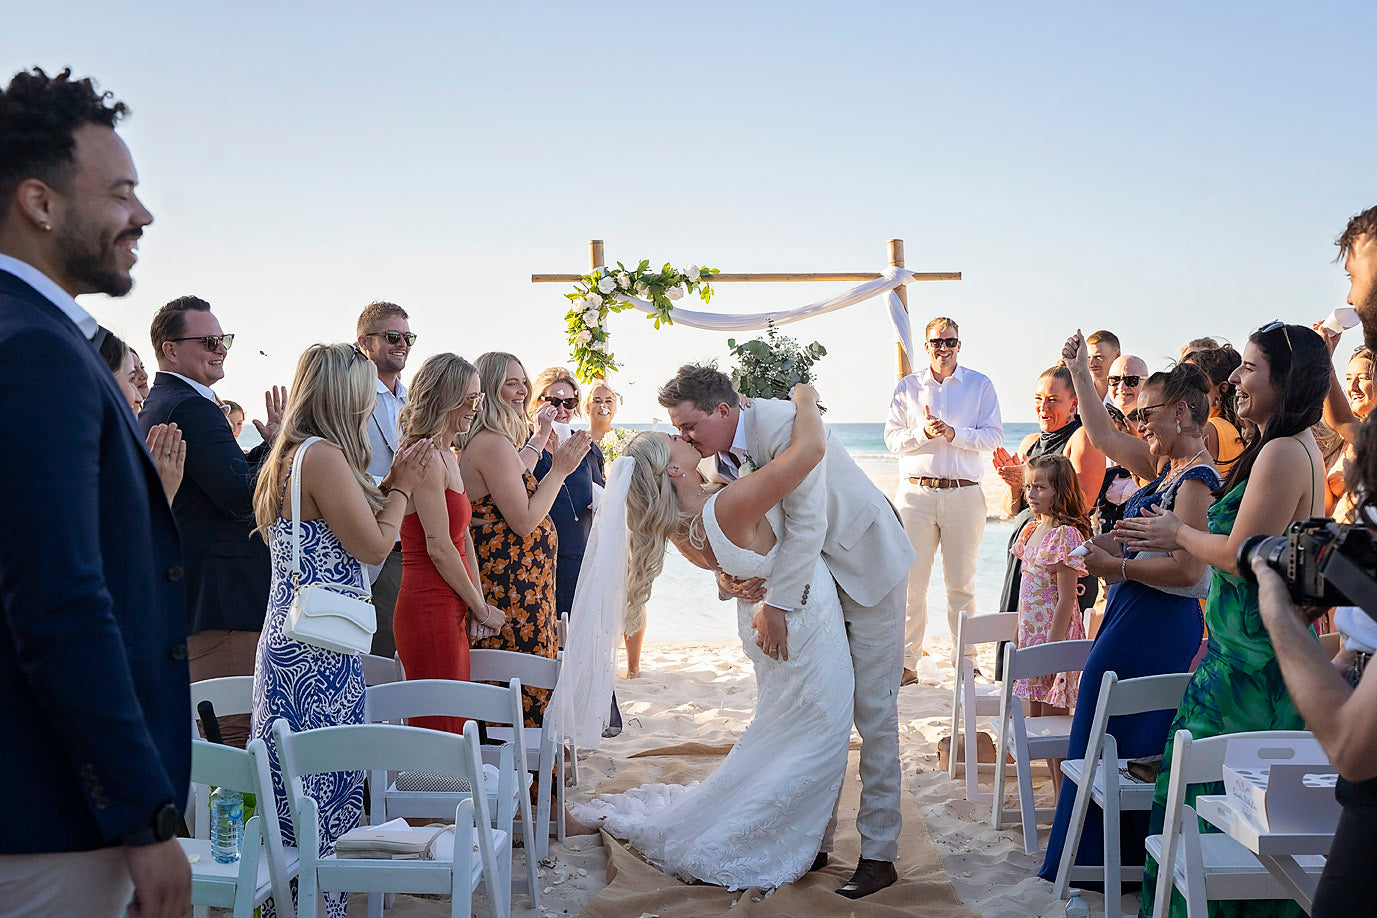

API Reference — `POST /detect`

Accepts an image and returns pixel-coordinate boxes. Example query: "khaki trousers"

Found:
[189,628,260,748]
[0,848,132,917]
[895,480,986,667]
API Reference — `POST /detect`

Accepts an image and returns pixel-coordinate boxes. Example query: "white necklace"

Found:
[1160,448,1207,490]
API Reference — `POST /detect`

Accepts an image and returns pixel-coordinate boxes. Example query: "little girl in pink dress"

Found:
[1011,454,1091,715]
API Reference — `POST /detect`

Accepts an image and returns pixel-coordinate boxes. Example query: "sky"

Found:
[12,0,1376,423]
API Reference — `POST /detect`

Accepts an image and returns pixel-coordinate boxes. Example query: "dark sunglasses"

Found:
[1130,402,1167,424]
[1108,375,1142,387]
[1255,320,1294,354]
[169,333,234,352]
[363,329,417,347]
[927,337,959,349]
[543,395,579,410]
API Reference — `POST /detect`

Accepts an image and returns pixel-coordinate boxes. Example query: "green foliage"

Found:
[727,323,828,411]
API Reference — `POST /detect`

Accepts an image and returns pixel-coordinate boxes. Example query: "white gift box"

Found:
[1220,736,1340,833]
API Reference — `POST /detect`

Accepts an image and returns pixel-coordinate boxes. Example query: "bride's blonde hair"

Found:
[622,431,687,633]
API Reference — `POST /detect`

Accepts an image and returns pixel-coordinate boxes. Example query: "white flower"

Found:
[586,292,603,308]
[597,275,617,294]
[590,339,606,352]
[682,264,701,283]
[634,282,649,297]
[665,284,685,301]
[583,308,600,325]
[616,271,631,290]
[575,330,592,344]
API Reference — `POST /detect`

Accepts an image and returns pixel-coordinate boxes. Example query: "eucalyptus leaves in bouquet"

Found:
[565,260,721,382]
[727,323,828,410]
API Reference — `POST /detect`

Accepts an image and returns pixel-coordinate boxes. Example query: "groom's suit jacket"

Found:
[702,398,914,611]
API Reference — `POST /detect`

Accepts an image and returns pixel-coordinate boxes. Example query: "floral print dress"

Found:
[469,469,559,727]
[1011,523,1088,708]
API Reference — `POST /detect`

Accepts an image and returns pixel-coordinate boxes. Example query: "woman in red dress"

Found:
[393,353,506,733]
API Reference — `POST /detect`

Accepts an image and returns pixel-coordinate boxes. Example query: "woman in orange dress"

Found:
[457,351,591,726]
[393,354,506,733]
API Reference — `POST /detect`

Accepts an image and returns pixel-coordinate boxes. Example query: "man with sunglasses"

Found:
[1106,353,1149,414]
[884,317,1003,684]
[355,300,415,657]
[141,294,284,748]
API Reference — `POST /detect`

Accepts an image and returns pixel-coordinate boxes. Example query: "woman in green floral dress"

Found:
[1117,322,1330,917]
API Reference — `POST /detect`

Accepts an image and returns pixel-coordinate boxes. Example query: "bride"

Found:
[552,384,855,891]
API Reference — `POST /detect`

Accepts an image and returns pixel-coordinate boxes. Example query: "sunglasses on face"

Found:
[927,337,959,349]
[364,330,417,347]
[170,334,234,352]
[543,395,579,410]
[1131,402,1167,424]
[1108,375,1142,387]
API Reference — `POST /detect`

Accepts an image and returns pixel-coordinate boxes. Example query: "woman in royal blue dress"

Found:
[248,344,434,918]
[1037,333,1220,887]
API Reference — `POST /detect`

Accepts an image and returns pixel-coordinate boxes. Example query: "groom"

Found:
[660,364,915,899]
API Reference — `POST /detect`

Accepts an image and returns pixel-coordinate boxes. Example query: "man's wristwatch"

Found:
[122,802,180,846]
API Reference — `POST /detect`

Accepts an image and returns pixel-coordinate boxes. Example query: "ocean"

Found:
[640,421,1040,643]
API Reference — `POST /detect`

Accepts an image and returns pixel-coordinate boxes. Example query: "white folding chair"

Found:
[189,676,256,842]
[361,651,405,687]
[180,738,298,918]
[992,638,1094,854]
[468,649,565,858]
[273,719,509,918]
[1052,670,1193,916]
[1146,729,1325,917]
[364,678,540,909]
[948,611,1018,802]
[554,613,580,787]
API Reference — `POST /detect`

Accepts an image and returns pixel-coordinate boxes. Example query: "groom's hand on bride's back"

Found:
[717,572,766,603]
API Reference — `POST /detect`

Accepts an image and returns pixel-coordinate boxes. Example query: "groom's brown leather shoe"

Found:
[836,858,897,899]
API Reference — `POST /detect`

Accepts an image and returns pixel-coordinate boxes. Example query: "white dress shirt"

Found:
[162,371,219,404]
[367,376,408,480]
[884,365,1004,482]
[0,254,98,339]
[716,410,751,481]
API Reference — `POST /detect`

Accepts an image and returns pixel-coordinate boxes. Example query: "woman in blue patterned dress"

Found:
[248,344,434,918]
[1039,337,1221,887]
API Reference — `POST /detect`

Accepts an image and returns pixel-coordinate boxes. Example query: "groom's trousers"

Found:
[821,577,906,863]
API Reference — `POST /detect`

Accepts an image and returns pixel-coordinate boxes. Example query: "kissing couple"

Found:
[548,363,915,898]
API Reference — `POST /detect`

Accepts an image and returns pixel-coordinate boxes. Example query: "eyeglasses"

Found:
[927,337,959,350]
[169,334,234,352]
[1108,375,1142,388]
[363,330,417,347]
[1255,320,1294,354]
[543,395,579,410]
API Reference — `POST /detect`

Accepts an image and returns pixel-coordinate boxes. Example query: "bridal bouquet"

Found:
[565,260,720,382]
[599,427,637,463]
[727,323,828,410]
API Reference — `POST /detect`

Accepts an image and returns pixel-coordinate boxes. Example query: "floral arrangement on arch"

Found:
[565,260,720,382]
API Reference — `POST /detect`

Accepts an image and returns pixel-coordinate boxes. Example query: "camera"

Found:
[1237,518,1377,615]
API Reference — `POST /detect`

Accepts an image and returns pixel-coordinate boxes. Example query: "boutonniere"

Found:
[740,455,758,476]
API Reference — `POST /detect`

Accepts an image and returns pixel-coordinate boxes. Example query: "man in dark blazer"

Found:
[0,67,190,917]
[139,295,283,747]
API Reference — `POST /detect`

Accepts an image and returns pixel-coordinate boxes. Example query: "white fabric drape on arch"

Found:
[612,265,921,369]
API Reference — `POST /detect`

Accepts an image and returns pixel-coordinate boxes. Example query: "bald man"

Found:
[1107,354,1149,414]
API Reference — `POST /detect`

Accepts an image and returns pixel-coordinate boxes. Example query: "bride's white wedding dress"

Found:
[570,492,855,890]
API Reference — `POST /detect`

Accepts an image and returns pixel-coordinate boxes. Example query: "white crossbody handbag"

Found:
[281,436,377,655]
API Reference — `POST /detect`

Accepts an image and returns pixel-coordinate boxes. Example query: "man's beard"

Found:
[1360,283,1377,354]
[56,212,134,297]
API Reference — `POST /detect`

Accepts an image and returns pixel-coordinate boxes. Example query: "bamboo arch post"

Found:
[533,239,961,381]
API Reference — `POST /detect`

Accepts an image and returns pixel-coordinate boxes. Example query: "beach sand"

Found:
[344,636,1138,918]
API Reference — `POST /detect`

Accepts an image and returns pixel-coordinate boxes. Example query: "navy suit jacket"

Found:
[0,271,190,853]
[139,372,271,633]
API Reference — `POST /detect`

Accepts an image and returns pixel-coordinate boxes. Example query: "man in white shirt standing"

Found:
[356,300,413,658]
[884,317,1002,683]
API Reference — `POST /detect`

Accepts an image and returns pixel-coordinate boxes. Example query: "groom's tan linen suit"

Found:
[703,397,914,861]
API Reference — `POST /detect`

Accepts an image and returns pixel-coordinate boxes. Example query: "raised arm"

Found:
[752,395,830,615]
[474,430,591,539]
[308,439,431,565]
[714,385,827,545]
[1062,330,1156,479]
[1067,429,1107,513]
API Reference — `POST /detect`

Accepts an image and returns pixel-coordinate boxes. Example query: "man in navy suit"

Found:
[0,68,190,917]
[139,295,283,747]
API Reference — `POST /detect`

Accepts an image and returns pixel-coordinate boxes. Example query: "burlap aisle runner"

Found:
[581,748,975,917]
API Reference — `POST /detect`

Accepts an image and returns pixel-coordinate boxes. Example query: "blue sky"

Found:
[14,1,1375,422]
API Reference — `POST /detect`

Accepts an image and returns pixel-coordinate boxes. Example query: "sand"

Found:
[342,635,1140,918]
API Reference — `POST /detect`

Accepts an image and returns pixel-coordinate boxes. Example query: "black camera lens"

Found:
[1237,534,1289,583]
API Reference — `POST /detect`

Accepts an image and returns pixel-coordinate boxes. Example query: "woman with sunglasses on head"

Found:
[1183,344,1246,478]
[247,344,434,918]
[1037,333,1220,891]
[1116,322,1329,918]
[458,353,591,732]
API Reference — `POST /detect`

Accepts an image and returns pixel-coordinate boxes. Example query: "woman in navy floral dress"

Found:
[248,344,433,918]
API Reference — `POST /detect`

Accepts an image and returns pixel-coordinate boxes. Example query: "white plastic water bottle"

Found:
[210,786,244,863]
[1065,890,1091,918]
